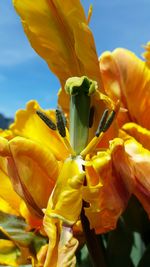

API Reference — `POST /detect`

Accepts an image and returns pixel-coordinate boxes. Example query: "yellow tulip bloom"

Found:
[100,43,150,219]
[5,0,150,266]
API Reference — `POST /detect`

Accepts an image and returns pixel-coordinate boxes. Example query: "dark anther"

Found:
[57,106,67,127]
[102,110,116,132]
[95,109,109,137]
[55,108,66,137]
[36,110,56,130]
[89,106,95,128]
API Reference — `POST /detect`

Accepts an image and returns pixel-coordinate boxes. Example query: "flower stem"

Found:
[81,204,107,267]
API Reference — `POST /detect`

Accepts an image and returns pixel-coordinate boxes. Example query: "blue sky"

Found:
[0,0,150,117]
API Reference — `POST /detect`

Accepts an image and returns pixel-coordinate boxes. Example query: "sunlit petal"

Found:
[13,0,101,89]
[0,240,20,267]
[83,138,133,233]
[0,136,59,218]
[124,138,150,218]
[10,100,69,160]
[47,156,85,224]
[0,152,21,215]
[109,48,150,129]
[122,122,150,150]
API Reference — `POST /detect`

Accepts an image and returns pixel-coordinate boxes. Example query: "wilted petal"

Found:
[83,138,134,234]
[124,138,150,218]
[10,100,69,160]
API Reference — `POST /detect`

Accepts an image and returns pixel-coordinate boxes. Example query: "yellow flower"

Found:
[0,128,48,266]
[6,0,150,266]
[100,43,150,218]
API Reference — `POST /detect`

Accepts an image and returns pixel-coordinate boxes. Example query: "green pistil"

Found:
[65,76,97,154]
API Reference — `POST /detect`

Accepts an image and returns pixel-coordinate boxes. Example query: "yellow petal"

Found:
[13,0,101,89]
[57,226,78,267]
[20,201,43,230]
[100,51,131,127]
[124,138,150,218]
[46,156,85,224]
[83,138,133,234]
[100,51,122,101]
[108,48,150,129]
[7,136,58,217]
[142,41,150,67]
[43,157,84,266]
[0,141,21,215]
[0,240,20,267]
[0,197,20,216]
[43,216,78,267]
[43,216,58,267]
[122,122,150,151]
[10,100,69,160]
[0,129,13,140]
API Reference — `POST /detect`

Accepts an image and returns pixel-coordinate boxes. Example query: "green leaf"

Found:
[131,232,145,266]
[123,196,150,236]
[106,218,134,267]
[137,244,150,267]
[0,211,47,254]
[76,245,92,267]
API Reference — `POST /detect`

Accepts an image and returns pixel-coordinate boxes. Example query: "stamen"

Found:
[55,108,66,137]
[36,110,56,130]
[102,110,116,132]
[95,109,109,137]
[89,106,95,128]
[57,106,67,127]
[80,109,116,157]
[80,133,104,158]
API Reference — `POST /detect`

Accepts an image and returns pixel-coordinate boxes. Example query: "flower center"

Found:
[36,76,118,158]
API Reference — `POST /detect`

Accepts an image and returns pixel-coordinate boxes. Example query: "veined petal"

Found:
[124,138,150,218]
[13,0,101,89]
[83,138,133,234]
[10,100,69,160]
[0,152,21,215]
[107,48,150,129]
[122,122,150,151]
[1,136,59,217]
